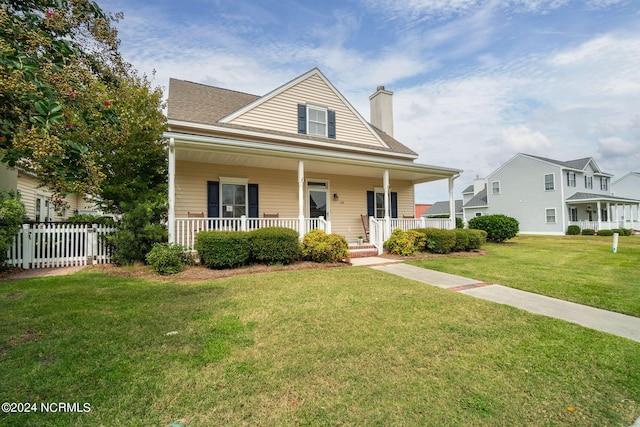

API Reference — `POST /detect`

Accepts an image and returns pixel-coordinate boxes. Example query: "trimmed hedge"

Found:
[413,228,457,254]
[597,229,614,236]
[468,214,519,243]
[581,229,596,235]
[195,231,252,269]
[301,229,349,263]
[250,227,300,265]
[466,229,488,250]
[567,225,581,235]
[453,229,469,252]
[385,228,423,256]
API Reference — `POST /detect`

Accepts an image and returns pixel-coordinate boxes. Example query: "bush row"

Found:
[568,226,633,236]
[193,228,349,270]
[384,227,487,256]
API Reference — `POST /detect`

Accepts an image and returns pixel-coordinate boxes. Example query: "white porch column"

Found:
[448,176,456,230]
[383,170,391,239]
[298,161,305,239]
[597,201,602,231]
[168,137,176,244]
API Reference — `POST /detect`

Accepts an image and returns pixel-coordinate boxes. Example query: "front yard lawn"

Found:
[409,234,640,317]
[1,268,639,426]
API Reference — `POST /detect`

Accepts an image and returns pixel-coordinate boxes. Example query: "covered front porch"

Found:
[166,133,462,254]
[566,193,640,232]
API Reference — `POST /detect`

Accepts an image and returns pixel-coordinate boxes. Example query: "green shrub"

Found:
[0,191,26,268]
[466,229,488,250]
[468,214,519,243]
[413,228,457,254]
[597,229,614,236]
[453,229,469,252]
[301,230,349,263]
[581,229,596,235]
[250,227,300,265]
[615,228,632,236]
[384,228,419,256]
[195,231,251,269]
[104,197,167,266]
[567,225,581,235]
[145,243,192,275]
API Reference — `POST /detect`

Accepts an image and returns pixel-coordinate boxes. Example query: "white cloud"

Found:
[501,125,553,152]
[598,136,638,158]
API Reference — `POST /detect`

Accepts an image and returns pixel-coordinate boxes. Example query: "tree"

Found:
[0,190,26,268]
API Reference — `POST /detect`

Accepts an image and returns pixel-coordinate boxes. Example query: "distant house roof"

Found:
[523,154,612,176]
[464,187,488,208]
[423,200,463,216]
[566,192,639,203]
[461,185,474,194]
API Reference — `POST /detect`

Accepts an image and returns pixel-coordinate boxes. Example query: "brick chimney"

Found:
[369,86,394,137]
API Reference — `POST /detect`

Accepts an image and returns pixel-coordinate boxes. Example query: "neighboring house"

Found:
[462,153,640,234]
[613,172,640,200]
[423,200,463,219]
[414,203,432,218]
[1,164,99,222]
[164,68,462,252]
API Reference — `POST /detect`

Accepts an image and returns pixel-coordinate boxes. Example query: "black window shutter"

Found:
[297,104,307,134]
[328,110,336,139]
[207,181,220,218]
[248,184,259,218]
[366,191,374,217]
[391,192,398,218]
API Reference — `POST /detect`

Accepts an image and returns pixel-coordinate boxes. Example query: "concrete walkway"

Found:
[367,261,640,343]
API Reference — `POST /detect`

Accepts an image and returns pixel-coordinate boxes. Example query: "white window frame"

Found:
[492,181,500,195]
[569,207,578,222]
[585,175,593,189]
[373,186,387,219]
[544,173,555,191]
[600,177,609,191]
[307,179,330,220]
[307,105,328,137]
[546,208,556,224]
[567,172,576,187]
[219,177,248,219]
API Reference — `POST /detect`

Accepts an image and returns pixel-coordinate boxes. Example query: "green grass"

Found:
[409,234,640,316]
[1,269,639,426]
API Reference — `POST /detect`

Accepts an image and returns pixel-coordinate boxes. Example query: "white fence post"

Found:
[22,224,31,269]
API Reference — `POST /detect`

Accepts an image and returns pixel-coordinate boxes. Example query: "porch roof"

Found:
[566,192,640,204]
[165,131,462,184]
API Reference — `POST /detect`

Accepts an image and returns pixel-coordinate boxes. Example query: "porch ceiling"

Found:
[168,132,461,184]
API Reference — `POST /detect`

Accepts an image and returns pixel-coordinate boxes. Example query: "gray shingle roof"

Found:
[464,187,488,208]
[423,200,463,216]
[167,78,418,158]
[566,192,640,202]
[461,185,474,194]
[525,154,597,172]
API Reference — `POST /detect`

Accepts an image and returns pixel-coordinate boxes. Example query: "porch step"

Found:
[348,243,378,258]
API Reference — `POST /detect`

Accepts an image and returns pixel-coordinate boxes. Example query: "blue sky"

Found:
[100,0,640,202]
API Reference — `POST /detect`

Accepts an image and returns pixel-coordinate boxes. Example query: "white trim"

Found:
[306,104,328,138]
[491,180,500,195]
[163,132,462,181]
[306,179,330,220]
[545,207,557,224]
[219,176,249,185]
[167,120,413,159]
[217,68,391,149]
[544,173,555,191]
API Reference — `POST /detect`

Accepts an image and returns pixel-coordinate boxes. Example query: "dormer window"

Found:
[308,105,327,137]
[297,104,336,139]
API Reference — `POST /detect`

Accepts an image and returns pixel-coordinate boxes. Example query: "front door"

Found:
[308,181,328,219]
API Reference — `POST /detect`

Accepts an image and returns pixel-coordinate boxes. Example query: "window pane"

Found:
[309,190,326,218]
[222,185,234,204]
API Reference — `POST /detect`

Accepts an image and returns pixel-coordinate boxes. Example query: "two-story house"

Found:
[613,172,640,200]
[462,153,640,234]
[164,68,462,253]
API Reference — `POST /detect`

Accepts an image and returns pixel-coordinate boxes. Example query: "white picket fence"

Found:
[5,223,115,269]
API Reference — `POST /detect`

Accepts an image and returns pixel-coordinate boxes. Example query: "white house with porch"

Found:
[462,153,640,234]
[164,68,462,255]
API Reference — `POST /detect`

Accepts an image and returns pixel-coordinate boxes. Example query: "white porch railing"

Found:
[569,220,640,232]
[174,216,330,250]
[370,217,454,255]
[6,223,114,269]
